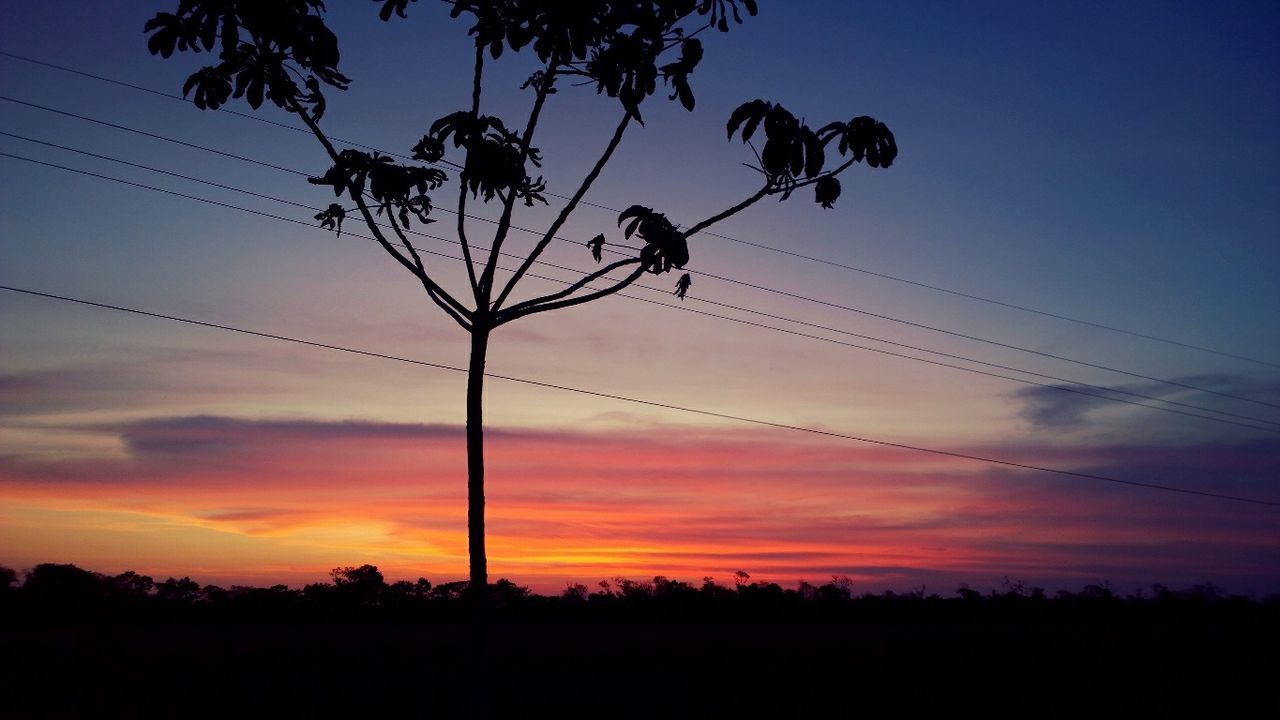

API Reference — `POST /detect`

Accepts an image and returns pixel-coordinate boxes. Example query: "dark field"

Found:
[2,620,1274,717]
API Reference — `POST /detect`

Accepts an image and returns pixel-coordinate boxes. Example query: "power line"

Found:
[4,48,1274,370]
[691,269,1280,411]
[0,95,309,177]
[0,50,462,173]
[7,147,1278,434]
[0,98,638,252]
[5,146,1278,435]
[678,230,1280,370]
[3,104,1274,413]
[3,283,1276,508]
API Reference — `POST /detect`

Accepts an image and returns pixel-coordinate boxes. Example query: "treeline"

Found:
[0,563,1274,624]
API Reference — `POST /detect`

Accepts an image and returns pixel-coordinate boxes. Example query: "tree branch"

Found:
[384,211,473,331]
[680,158,859,240]
[289,98,473,325]
[455,44,486,304]
[682,182,770,237]
[492,111,632,312]
[478,65,556,303]
[495,265,647,326]
[769,157,858,194]
[496,257,643,322]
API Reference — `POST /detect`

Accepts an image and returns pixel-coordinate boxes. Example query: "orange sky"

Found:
[2,417,1274,594]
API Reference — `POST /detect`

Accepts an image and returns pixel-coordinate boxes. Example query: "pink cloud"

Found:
[0,416,1275,594]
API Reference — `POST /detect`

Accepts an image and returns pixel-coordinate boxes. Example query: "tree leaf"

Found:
[814,176,840,209]
[726,99,767,141]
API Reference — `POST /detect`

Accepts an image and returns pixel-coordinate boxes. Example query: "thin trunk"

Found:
[466,326,491,720]
[466,326,490,594]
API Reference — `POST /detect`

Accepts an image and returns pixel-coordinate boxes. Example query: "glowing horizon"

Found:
[2,415,1274,594]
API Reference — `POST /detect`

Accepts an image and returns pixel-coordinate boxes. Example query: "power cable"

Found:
[3,49,1274,369]
[3,283,1276,508]
[3,103,1274,411]
[4,147,1278,435]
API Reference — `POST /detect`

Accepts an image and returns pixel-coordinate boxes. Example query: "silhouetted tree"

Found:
[330,564,387,609]
[331,563,385,588]
[562,582,589,603]
[155,575,202,604]
[0,566,17,613]
[21,563,112,618]
[145,0,898,597]
[111,570,155,598]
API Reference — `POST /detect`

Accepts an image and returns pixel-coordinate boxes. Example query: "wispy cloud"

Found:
[0,414,1276,593]
[1010,372,1280,438]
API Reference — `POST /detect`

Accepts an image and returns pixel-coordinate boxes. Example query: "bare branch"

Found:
[681,158,858,242]
[496,257,643,322]
[495,265,647,326]
[682,183,770,237]
[661,18,713,51]
[492,111,632,312]
[455,45,486,303]
[290,101,415,271]
[289,98,473,325]
[384,212,473,331]
[478,65,557,303]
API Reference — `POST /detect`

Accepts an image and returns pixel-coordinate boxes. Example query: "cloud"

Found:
[0,351,288,418]
[115,415,466,456]
[1,413,1277,593]
[1010,372,1280,436]
[0,366,135,417]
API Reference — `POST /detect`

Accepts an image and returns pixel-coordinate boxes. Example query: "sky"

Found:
[0,0,1277,595]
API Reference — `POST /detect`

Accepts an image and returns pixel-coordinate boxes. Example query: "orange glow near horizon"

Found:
[2,417,1273,594]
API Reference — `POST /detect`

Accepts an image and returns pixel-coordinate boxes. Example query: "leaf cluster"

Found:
[313,203,346,235]
[378,0,756,122]
[145,0,350,118]
[618,205,688,274]
[728,100,897,208]
[308,150,446,229]
[727,100,824,181]
[817,115,897,169]
[419,112,548,206]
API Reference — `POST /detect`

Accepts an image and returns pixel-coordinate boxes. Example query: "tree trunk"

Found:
[466,326,490,594]
[466,324,492,717]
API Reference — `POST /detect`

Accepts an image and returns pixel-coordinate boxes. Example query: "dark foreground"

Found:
[2,564,1277,715]
[1,620,1275,717]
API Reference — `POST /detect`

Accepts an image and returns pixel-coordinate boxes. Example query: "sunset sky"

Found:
[1,1,1277,595]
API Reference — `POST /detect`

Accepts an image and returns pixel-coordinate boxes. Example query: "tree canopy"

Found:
[145,0,897,594]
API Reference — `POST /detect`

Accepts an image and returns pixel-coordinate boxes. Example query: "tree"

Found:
[144,0,897,596]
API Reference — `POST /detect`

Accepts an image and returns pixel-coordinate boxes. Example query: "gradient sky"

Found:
[1,1,1278,595]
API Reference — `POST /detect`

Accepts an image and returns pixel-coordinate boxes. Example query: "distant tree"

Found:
[414,577,433,598]
[0,566,17,612]
[492,578,531,606]
[817,575,854,604]
[431,580,470,600]
[155,576,202,603]
[111,570,155,597]
[330,564,386,608]
[796,579,817,602]
[145,0,898,597]
[22,563,102,595]
[561,582,589,603]
[21,563,111,617]
[331,564,385,588]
